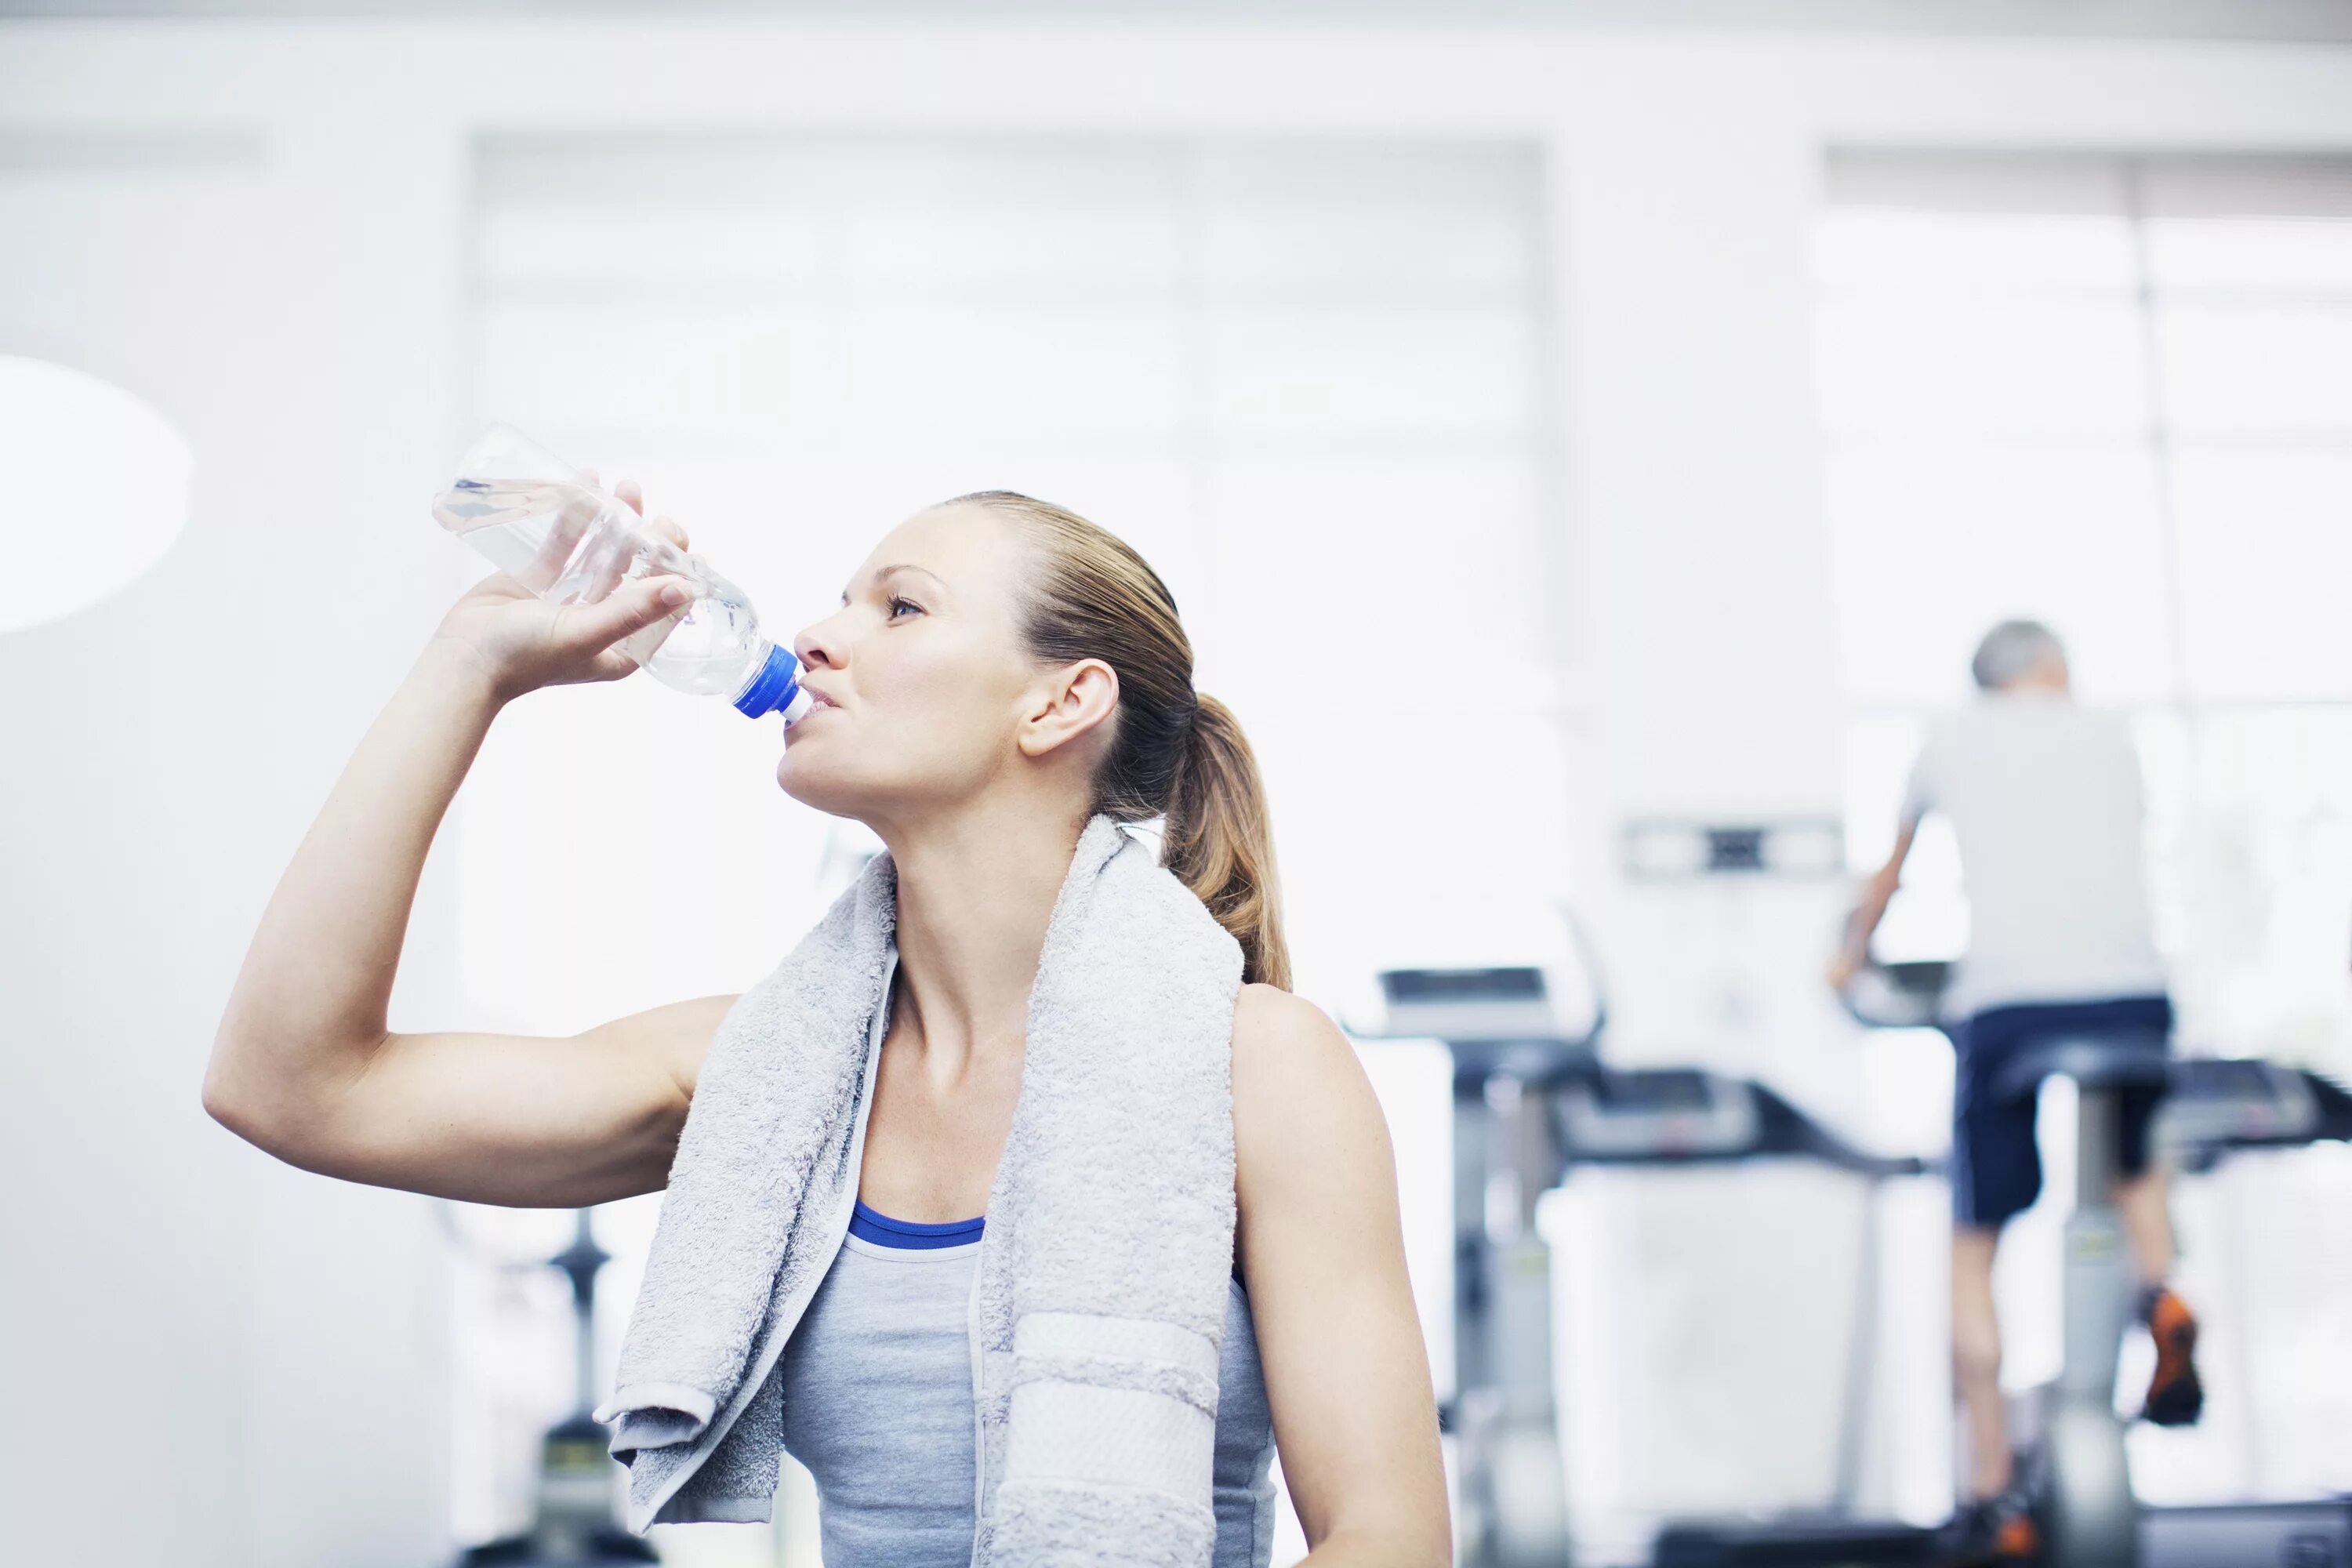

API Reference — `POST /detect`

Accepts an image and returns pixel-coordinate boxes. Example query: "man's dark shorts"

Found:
[1948,994,2173,1230]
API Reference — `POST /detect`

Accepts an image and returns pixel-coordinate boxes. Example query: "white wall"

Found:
[0,112,466,1566]
[4,20,2350,1566]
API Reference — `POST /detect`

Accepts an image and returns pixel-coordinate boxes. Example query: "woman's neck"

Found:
[880,806,1087,1069]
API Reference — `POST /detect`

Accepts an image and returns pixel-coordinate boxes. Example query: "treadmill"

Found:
[2135,1056,2352,1568]
[1555,1068,1943,1568]
[1371,963,1599,1568]
[1859,964,2352,1566]
[1657,958,2352,1568]
[1369,959,1939,1566]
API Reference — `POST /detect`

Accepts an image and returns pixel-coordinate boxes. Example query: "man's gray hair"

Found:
[1971,619,2066,691]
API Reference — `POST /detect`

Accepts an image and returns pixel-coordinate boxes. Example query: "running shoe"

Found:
[2141,1285,2205,1427]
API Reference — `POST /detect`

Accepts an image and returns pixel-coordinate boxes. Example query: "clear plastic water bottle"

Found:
[433,423,812,724]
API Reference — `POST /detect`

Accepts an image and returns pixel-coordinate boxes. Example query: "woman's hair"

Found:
[949,490,1290,991]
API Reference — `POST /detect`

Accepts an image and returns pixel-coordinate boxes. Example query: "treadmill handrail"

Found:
[1838,957,1953,1033]
[1550,1069,1931,1180]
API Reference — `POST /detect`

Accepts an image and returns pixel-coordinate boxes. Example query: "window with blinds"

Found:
[1817,151,2352,1058]
[459,135,1563,1029]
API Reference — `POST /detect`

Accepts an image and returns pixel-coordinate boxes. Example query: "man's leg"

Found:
[2113,1165,2176,1285]
[1947,1223,2043,1563]
[1948,1008,2038,1500]
[1951,1225,2011,1497]
[1940,1009,2048,1563]
[2115,1082,2203,1426]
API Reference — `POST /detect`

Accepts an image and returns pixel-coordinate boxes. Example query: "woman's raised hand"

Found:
[430,476,698,702]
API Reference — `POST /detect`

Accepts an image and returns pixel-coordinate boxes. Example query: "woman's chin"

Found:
[775,750,815,798]
[775,753,854,813]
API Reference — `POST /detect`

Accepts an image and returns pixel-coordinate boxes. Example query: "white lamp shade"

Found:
[0,356,194,633]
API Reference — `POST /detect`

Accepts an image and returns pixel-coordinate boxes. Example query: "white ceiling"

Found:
[5,0,2352,40]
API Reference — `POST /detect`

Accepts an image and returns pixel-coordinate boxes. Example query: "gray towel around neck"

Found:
[595,814,1245,1565]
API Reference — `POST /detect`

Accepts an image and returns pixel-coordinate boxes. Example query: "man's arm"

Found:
[1829,812,1920,991]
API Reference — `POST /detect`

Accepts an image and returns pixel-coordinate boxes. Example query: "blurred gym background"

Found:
[2,3,2349,1566]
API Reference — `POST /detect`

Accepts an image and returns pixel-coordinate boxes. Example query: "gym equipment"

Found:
[1968,1033,2352,1567]
[1555,1051,1940,1568]
[2128,1054,2352,1568]
[452,1208,657,1567]
[1378,942,2352,1568]
[1581,1064,1939,1568]
[1837,961,2352,1568]
[1371,957,1936,1568]
[1992,1025,2171,1568]
[1372,964,1599,1568]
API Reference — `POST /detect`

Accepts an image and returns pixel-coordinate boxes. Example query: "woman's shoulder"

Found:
[1232,982,1349,1071]
[1230,983,1385,1154]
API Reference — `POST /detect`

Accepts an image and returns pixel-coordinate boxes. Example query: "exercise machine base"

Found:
[1652,1514,1940,1566]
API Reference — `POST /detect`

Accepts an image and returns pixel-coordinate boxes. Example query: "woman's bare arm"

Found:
[205,492,730,1207]
[1232,983,1452,1568]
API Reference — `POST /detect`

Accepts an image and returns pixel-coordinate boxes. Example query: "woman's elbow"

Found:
[201,1029,324,1164]
[201,1043,275,1149]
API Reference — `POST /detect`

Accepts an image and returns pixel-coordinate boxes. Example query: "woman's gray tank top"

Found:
[778,1212,1278,1566]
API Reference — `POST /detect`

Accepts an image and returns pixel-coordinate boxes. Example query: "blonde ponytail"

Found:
[950,490,1291,989]
[1162,693,1290,990]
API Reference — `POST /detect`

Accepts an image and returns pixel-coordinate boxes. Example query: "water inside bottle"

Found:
[434,476,769,695]
[434,477,690,596]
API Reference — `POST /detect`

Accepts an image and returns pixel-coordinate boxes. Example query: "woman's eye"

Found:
[887,597,921,619]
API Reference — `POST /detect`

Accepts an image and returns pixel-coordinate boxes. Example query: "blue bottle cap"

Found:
[732,643,803,720]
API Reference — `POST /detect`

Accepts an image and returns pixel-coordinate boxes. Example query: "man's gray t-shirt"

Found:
[1902,692,2168,1017]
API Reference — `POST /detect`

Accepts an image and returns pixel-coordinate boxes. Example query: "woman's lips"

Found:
[787,695,840,736]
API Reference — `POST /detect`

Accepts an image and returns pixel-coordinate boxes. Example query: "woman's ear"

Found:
[1017,659,1120,759]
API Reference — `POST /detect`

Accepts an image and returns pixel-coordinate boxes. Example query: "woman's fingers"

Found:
[547,474,670,613]
[578,507,637,604]
[578,481,652,604]
[559,573,691,664]
[586,647,646,683]
[581,467,644,520]
[526,487,600,597]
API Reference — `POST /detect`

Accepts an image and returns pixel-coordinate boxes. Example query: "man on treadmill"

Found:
[1829,619,2205,1566]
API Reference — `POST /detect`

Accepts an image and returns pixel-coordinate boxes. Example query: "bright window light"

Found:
[1817,153,2352,1069]
[0,356,192,633]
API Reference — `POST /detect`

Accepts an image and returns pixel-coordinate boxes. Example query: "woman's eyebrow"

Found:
[840,564,948,604]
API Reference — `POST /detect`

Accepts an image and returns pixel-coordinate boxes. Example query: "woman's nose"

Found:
[793,616,843,672]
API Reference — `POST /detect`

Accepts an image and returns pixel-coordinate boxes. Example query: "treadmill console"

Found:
[1377,966,1555,1040]
[1371,966,1596,1086]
